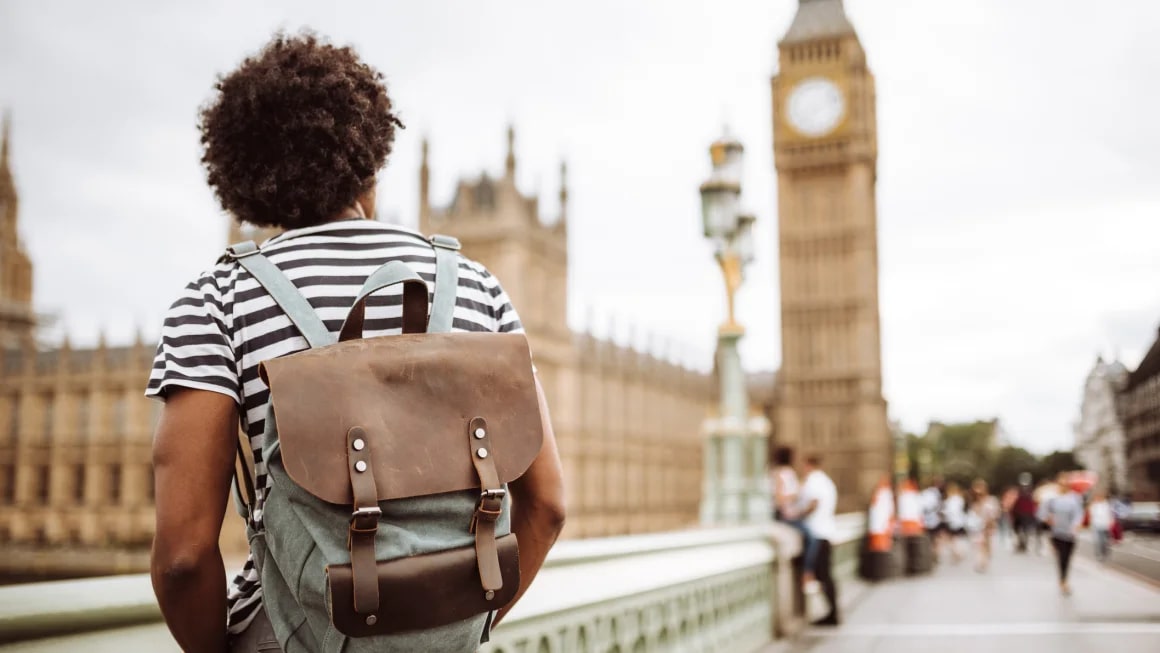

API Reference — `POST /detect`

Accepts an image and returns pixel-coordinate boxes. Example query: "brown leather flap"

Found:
[326,534,520,637]
[259,332,541,505]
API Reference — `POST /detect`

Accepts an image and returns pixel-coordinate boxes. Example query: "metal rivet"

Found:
[485,590,495,601]
[353,438,365,451]
[355,460,368,473]
[477,447,489,459]
[365,615,377,626]
[474,427,486,439]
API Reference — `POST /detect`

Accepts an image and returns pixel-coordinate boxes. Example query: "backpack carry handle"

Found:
[340,261,429,341]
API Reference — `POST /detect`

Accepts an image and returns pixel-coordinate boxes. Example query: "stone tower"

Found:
[0,110,36,350]
[771,0,891,510]
[418,127,572,399]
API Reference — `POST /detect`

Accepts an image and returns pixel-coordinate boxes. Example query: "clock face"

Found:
[786,77,845,138]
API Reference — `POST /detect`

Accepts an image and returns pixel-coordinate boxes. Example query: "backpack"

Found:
[223,234,542,653]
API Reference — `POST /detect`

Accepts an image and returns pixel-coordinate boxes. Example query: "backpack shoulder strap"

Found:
[428,235,461,334]
[222,241,334,348]
[221,240,334,526]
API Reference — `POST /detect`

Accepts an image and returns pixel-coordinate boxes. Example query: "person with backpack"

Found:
[146,31,566,653]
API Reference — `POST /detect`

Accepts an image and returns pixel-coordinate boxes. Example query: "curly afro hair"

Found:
[198,31,403,229]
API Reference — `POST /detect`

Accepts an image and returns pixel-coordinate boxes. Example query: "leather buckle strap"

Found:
[467,417,505,596]
[346,427,382,617]
[470,495,503,533]
[350,506,383,534]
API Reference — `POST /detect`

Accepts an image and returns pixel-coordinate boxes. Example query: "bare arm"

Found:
[150,388,239,653]
[494,374,566,626]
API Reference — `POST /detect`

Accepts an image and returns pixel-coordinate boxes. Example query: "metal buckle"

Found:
[225,245,261,260]
[429,234,462,251]
[480,488,507,501]
[350,506,383,523]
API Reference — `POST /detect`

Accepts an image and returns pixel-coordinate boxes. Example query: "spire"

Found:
[419,136,430,227]
[558,160,568,225]
[781,0,855,45]
[1,108,10,172]
[504,125,516,179]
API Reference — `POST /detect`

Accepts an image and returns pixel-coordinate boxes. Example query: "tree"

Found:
[1037,450,1083,482]
[985,446,1039,491]
[909,420,1000,486]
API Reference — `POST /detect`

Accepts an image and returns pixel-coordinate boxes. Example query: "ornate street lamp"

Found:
[700,136,754,332]
[698,130,770,526]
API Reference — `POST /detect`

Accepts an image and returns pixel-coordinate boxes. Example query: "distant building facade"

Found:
[0,120,712,579]
[420,129,713,538]
[1119,328,1160,501]
[1073,356,1130,495]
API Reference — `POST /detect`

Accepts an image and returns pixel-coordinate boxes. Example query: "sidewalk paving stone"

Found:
[785,541,1160,653]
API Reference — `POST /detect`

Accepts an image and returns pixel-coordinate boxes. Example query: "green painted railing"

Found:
[0,515,865,653]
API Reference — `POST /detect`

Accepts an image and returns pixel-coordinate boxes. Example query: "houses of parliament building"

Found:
[0,115,713,579]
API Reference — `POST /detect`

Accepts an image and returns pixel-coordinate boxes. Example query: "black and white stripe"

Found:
[145,219,523,634]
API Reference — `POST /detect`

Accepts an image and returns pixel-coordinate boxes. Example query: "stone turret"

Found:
[418,126,569,344]
[0,110,36,350]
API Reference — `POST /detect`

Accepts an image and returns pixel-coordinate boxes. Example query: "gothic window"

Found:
[41,393,53,445]
[109,464,122,504]
[6,395,19,446]
[36,465,50,504]
[76,394,89,443]
[0,464,13,504]
[112,395,127,438]
[73,464,86,503]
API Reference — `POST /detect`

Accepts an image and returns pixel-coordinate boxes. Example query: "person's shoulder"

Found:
[819,472,837,493]
[170,258,242,306]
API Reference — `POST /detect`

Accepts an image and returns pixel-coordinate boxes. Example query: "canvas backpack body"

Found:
[224,234,541,653]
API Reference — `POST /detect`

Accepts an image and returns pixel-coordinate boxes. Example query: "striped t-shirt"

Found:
[144,219,523,633]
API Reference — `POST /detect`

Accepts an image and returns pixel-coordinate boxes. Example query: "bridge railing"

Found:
[0,515,866,652]
[483,514,865,653]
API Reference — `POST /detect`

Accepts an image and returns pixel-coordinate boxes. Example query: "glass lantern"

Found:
[735,213,756,265]
[700,180,740,241]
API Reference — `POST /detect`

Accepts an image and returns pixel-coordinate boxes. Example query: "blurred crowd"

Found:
[919,472,1129,594]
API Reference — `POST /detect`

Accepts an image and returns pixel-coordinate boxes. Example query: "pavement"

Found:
[1074,531,1160,586]
[780,538,1160,653]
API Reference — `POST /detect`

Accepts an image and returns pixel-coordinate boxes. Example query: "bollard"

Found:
[859,478,897,582]
[898,479,933,575]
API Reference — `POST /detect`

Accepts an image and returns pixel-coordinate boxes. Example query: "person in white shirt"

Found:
[1088,489,1114,562]
[770,447,818,587]
[797,455,839,626]
[942,482,968,563]
[920,478,945,562]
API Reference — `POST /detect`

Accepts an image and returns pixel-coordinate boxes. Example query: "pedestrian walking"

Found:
[999,485,1018,549]
[797,455,840,626]
[920,477,945,564]
[967,479,1000,572]
[1038,475,1085,596]
[1088,489,1114,562]
[942,482,968,563]
[1012,480,1038,553]
[146,31,566,652]
[1034,477,1062,555]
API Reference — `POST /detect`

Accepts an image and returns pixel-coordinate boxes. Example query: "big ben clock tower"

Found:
[772,0,891,510]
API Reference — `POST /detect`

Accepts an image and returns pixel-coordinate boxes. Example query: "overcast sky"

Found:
[2,0,1158,454]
